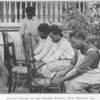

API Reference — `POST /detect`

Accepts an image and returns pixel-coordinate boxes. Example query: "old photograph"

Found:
[0,0,100,94]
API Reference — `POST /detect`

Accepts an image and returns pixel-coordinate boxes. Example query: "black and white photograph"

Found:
[0,0,100,95]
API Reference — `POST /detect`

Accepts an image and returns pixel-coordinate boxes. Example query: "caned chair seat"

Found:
[12,66,27,74]
[31,78,64,92]
[2,30,65,93]
[31,78,65,93]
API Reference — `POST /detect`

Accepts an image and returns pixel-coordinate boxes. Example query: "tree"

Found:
[61,6,100,49]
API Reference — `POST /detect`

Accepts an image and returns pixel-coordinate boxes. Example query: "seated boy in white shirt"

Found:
[34,23,53,59]
[39,25,75,79]
[34,23,53,69]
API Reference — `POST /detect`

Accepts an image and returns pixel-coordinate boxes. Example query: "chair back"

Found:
[2,30,16,72]
[22,34,38,79]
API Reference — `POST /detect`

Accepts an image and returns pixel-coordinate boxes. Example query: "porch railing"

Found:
[0,1,88,24]
[0,1,89,61]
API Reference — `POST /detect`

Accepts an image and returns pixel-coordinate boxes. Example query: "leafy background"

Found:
[61,4,100,49]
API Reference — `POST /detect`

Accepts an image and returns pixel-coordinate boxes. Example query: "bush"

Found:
[61,8,100,49]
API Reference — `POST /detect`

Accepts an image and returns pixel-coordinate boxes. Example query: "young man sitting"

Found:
[34,23,53,61]
[38,25,75,79]
[51,31,100,93]
[34,23,53,69]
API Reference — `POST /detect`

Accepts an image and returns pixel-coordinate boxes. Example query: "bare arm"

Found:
[51,68,78,84]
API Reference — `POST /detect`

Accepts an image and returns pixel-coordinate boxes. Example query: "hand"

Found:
[35,60,45,70]
[34,55,38,61]
[50,68,58,72]
[58,71,66,77]
[31,57,36,62]
[51,77,64,84]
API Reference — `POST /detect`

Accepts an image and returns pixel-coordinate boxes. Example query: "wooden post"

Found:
[4,1,6,22]
[45,2,48,22]
[5,2,9,22]
[50,2,53,23]
[52,2,55,22]
[65,1,67,11]
[15,1,17,22]
[20,2,22,21]
[55,2,58,22]
[83,2,85,13]
[60,1,62,22]
[30,1,32,7]
[25,2,27,17]
[79,2,81,12]
[35,2,38,18]
[9,1,11,22]
[41,2,43,22]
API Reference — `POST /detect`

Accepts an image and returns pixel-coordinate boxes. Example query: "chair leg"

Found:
[8,72,13,93]
[29,84,34,92]
[33,86,42,93]
[61,84,65,93]
[12,73,18,92]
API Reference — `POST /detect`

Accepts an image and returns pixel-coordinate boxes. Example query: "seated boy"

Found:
[38,25,75,79]
[34,23,53,61]
[33,23,54,69]
[51,31,100,93]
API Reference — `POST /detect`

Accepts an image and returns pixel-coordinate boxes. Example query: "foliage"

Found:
[62,9,90,32]
[61,7,100,48]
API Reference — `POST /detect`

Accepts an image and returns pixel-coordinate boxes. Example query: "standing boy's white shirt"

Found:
[20,17,39,36]
[43,37,75,63]
[34,36,53,61]
[19,17,40,60]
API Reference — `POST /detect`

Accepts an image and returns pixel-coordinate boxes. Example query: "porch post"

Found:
[45,2,48,22]
[9,1,11,22]
[60,1,62,22]
[50,2,53,23]
[20,2,22,21]
[25,2,27,17]
[79,2,81,12]
[4,1,6,22]
[40,2,43,22]
[15,2,17,22]
[35,2,38,18]
[55,2,58,22]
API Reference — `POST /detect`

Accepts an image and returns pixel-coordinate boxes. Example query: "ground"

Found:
[0,76,29,93]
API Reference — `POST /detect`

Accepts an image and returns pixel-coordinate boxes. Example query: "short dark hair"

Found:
[69,30,77,39]
[50,24,63,37]
[26,6,35,16]
[75,31,87,40]
[38,23,50,34]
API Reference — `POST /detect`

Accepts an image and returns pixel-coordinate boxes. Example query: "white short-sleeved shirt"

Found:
[20,17,40,36]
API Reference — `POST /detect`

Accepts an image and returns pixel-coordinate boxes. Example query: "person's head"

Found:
[90,8,93,13]
[69,30,78,46]
[74,31,90,54]
[26,6,35,19]
[49,25,63,43]
[37,23,50,39]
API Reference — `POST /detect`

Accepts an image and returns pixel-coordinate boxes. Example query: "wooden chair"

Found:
[2,30,65,93]
[2,30,17,92]
[21,34,65,93]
